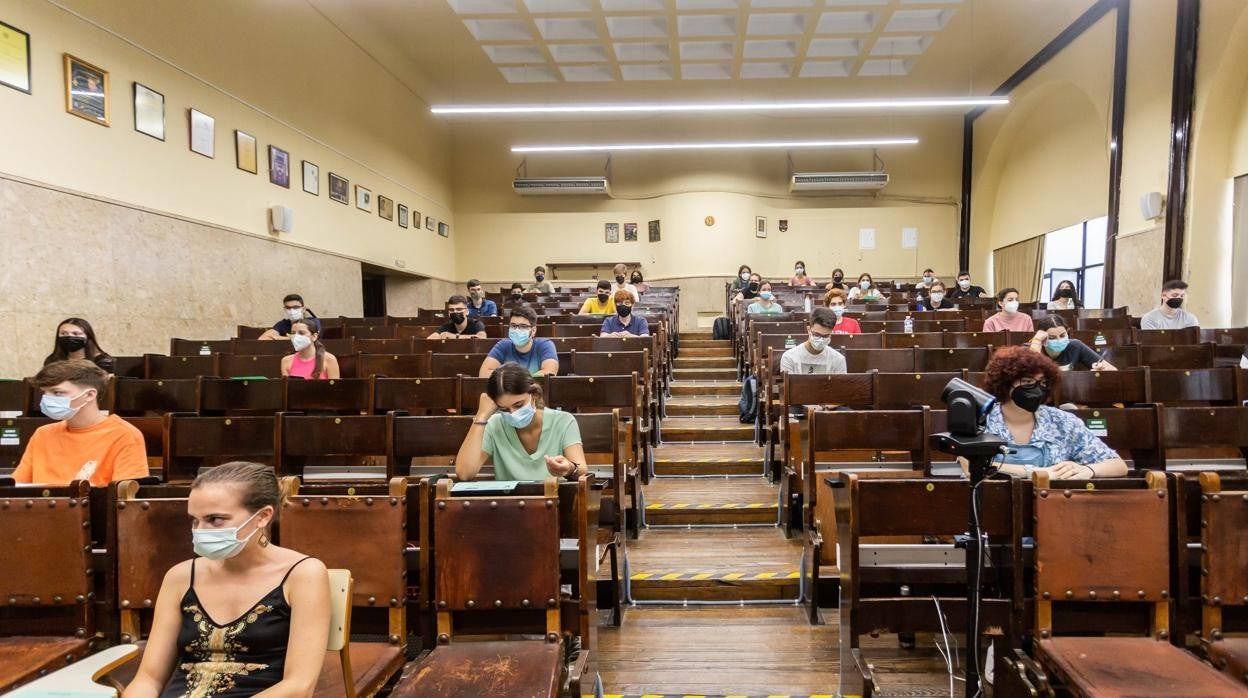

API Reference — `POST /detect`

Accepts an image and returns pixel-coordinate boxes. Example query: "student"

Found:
[917,280,956,311]
[949,272,987,299]
[747,281,784,315]
[122,462,330,698]
[969,346,1127,479]
[823,288,862,334]
[1048,280,1083,310]
[847,272,884,302]
[629,269,651,295]
[824,268,847,291]
[259,294,317,340]
[528,266,553,294]
[579,280,617,315]
[611,263,640,303]
[280,318,340,380]
[455,363,587,482]
[13,360,148,486]
[1140,279,1199,330]
[465,279,498,318]
[730,264,753,295]
[916,268,936,291]
[428,295,487,339]
[789,260,815,287]
[1026,315,1115,371]
[44,317,115,374]
[732,273,763,303]
[479,305,559,377]
[983,288,1034,333]
[780,308,848,375]
[601,290,650,337]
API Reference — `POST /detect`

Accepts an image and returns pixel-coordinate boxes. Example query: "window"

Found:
[1038,216,1108,308]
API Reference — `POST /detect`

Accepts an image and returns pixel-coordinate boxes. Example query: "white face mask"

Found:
[795,267,804,275]
[1004,300,1020,314]
[285,307,303,321]
[808,334,828,352]
[192,510,263,561]
[291,334,313,352]
[930,292,945,304]
[958,280,971,290]
[740,272,751,282]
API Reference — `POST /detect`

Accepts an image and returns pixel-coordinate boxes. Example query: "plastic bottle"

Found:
[903,314,914,334]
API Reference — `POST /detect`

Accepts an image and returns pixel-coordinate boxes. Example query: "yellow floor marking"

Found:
[690,573,713,580]
[722,572,745,580]
[659,572,683,580]
[754,572,777,579]
[630,573,653,580]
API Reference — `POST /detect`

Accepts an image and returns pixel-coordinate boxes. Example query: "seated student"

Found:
[1047,279,1083,310]
[507,282,526,305]
[629,269,650,295]
[917,280,956,311]
[455,363,588,482]
[966,346,1127,479]
[1140,279,1199,329]
[1026,315,1115,371]
[579,280,617,315]
[730,264,753,296]
[14,360,148,486]
[611,263,641,303]
[122,462,330,698]
[428,294,487,339]
[465,279,498,318]
[601,290,650,337]
[780,308,848,375]
[732,273,763,303]
[983,288,1034,333]
[789,260,815,287]
[44,317,115,374]
[259,294,316,340]
[746,281,785,315]
[280,318,340,380]
[479,305,559,377]
[823,288,862,334]
[823,268,846,291]
[915,268,937,293]
[847,272,885,302]
[528,266,553,294]
[949,271,987,299]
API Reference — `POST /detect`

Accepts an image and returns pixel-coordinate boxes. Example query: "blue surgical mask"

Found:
[759,291,773,301]
[192,509,262,560]
[503,400,537,429]
[859,280,871,290]
[830,306,845,316]
[808,335,829,352]
[1045,338,1070,355]
[40,390,90,421]
[509,327,532,347]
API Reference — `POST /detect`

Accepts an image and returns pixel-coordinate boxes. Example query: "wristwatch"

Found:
[564,462,585,481]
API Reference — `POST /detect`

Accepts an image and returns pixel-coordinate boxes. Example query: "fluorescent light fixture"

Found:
[511,137,919,153]
[433,96,1007,115]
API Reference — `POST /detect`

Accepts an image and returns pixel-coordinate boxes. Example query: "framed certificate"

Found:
[0,21,31,94]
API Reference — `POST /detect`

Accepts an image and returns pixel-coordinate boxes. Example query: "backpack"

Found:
[738,375,759,424]
[713,317,731,340]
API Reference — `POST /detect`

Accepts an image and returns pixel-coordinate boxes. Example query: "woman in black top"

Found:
[1025,315,1115,371]
[917,280,957,311]
[1048,280,1084,310]
[44,317,115,374]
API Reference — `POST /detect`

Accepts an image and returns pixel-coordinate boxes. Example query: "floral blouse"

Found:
[983,404,1117,467]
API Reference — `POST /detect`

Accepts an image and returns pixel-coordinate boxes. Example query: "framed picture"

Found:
[0,21,31,94]
[411,210,421,229]
[779,219,789,233]
[397,204,409,228]
[605,222,619,243]
[188,108,214,158]
[378,195,394,221]
[268,146,290,188]
[648,219,661,242]
[355,185,372,211]
[438,221,449,238]
[64,54,109,126]
[624,222,638,242]
[328,172,348,204]
[234,130,257,174]
[133,83,164,140]
[302,161,319,195]
[755,216,767,239]
[426,215,435,231]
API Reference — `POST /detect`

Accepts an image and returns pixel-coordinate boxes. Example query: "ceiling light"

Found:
[433,96,1007,116]
[511,137,919,153]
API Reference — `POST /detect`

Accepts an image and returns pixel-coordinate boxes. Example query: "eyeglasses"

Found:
[284,305,303,310]
[809,330,833,340]
[509,324,533,331]
[1016,379,1050,390]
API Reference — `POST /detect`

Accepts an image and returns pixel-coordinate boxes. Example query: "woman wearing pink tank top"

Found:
[280,319,340,379]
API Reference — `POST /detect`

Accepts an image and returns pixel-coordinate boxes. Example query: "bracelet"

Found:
[1082,465,1096,478]
[472,420,489,426]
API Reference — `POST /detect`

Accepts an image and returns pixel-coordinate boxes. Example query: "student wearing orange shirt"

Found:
[13,360,148,487]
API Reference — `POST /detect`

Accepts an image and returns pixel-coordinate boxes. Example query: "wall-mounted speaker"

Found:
[1139,191,1164,221]
[269,205,293,233]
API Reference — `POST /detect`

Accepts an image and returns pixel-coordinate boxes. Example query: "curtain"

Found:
[993,236,1045,301]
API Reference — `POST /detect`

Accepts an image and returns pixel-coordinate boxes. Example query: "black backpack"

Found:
[738,375,758,424]
[712,317,731,340]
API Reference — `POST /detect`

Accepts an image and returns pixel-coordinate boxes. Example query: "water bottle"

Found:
[803,293,812,314]
[903,315,914,334]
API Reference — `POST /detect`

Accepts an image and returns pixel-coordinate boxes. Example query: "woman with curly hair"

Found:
[973,346,1127,479]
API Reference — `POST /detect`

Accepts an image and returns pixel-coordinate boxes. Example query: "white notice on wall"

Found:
[902,227,919,249]
[858,228,876,250]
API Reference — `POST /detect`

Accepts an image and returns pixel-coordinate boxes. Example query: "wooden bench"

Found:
[356,352,432,379]
[276,413,388,478]
[216,354,284,379]
[373,377,458,415]
[163,413,276,481]
[144,354,213,380]
[1198,472,1248,687]
[284,377,373,415]
[1054,367,1151,406]
[1150,367,1239,405]
[196,376,285,415]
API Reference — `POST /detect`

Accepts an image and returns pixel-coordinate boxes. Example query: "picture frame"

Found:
[438,221,449,238]
[648,219,661,242]
[133,82,164,140]
[0,21,32,94]
[397,204,409,228]
[355,185,372,211]
[268,145,290,188]
[302,161,319,195]
[605,222,619,244]
[624,222,638,242]
[188,108,215,158]
[234,130,257,174]
[755,216,767,239]
[64,54,109,126]
[411,210,421,228]
[426,215,435,231]
[328,172,348,204]
[378,195,394,221]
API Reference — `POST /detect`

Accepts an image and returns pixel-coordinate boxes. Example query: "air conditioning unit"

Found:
[789,171,889,192]
[513,176,612,197]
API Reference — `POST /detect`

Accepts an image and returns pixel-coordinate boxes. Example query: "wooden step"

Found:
[652,443,764,476]
[673,356,735,369]
[661,416,754,442]
[672,367,737,381]
[679,347,735,358]
[627,528,801,602]
[680,339,732,349]
[665,395,738,417]
[643,478,778,525]
[669,381,741,397]
[683,330,715,340]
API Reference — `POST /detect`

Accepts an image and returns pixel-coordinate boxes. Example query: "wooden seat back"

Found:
[170,338,231,356]
[1070,328,1134,347]
[1054,368,1151,406]
[1150,367,1239,405]
[373,377,458,415]
[0,416,51,470]
[356,352,432,379]
[164,414,276,481]
[875,372,963,409]
[284,377,373,415]
[111,481,193,644]
[570,350,648,377]
[914,318,965,333]
[387,415,474,478]
[1076,316,1132,331]
[354,338,415,355]
[883,332,943,349]
[844,348,915,373]
[1136,327,1201,346]
[1141,343,1215,370]
[412,338,497,355]
[1161,406,1248,464]
[144,354,213,380]
[345,325,398,340]
[276,414,388,477]
[431,352,488,378]
[914,347,990,372]
[1198,472,1248,667]
[109,378,198,416]
[216,354,283,379]
[1060,406,1163,469]
[196,377,284,415]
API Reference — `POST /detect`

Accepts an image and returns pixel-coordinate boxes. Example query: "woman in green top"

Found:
[746,281,784,315]
[455,362,587,482]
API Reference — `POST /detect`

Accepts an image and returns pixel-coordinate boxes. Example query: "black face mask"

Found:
[833,275,843,283]
[631,276,642,284]
[450,311,466,324]
[1011,384,1048,413]
[597,293,610,302]
[616,275,626,284]
[618,306,632,318]
[511,293,523,300]
[58,336,87,353]
[1165,297,1184,309]
[748,282,760,292]
[1057,288,1075,299]
[535,274,545,282]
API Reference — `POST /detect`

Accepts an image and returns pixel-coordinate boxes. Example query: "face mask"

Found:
[535,274,545,282]
[192,510,262,561]
[616,275,626,284]
[1165,297,1184,309]
[618,305,632,317]
[450,311,466,324]
[40,390,90,421]
[748,282,760,292]
[740,272,751,282]
[1010,384,1047,413]
[795,267,805,275]
[503,400,537,429]
[1004,300,1020,314]
[597,293,610,303]
[833,275,843,282]
[958,280,971,290]
[808,334,828,352]
[285,308,303,321]
[859,280,871,290]
[291,334,313,352]
[759,291,773,301]
[923,275,933,283]
[1045,337,1070,355]
[471,291,483,300]
[830,305,845,316]
[509,327,532,347]
[511,293,522,300]
[57,336,87,353]
[930,292,944,304]
[1057,288,1075,299]
[631,276,642,284]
